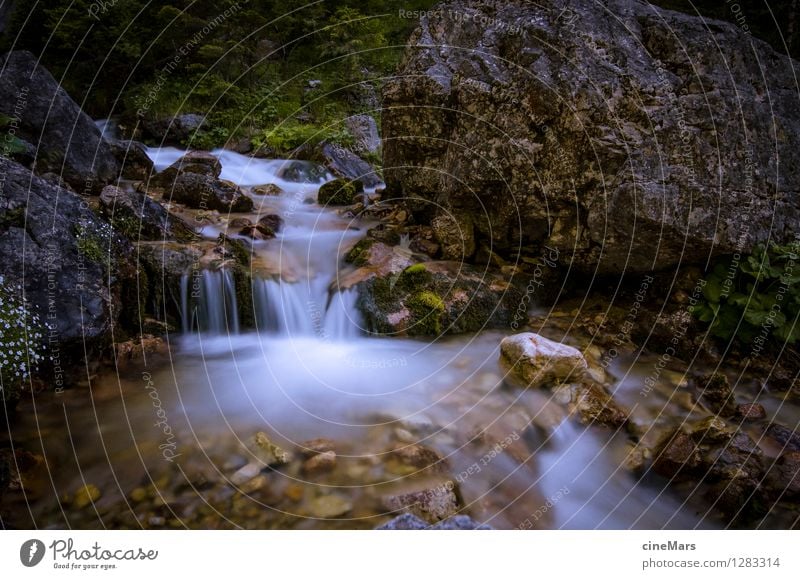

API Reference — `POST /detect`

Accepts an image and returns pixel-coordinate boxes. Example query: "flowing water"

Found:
[5,147,728,530]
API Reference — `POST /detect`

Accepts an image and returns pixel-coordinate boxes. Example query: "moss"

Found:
[406,290,445,336]
[217,233,251,267]
[345,238,374,266]
[318,178,361,206]
[397,262,432,292]
[232,265,254,328]
[76,235,105,262]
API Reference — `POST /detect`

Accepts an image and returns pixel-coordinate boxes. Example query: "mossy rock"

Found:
[318,178,363,206]
[345,238,375,266]
[407,290,445,336]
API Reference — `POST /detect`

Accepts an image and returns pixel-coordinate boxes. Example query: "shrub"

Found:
[691,242,800,344]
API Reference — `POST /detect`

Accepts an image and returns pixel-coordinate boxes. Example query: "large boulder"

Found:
[106,139,154,181]
[319,143,382,189]
[340,243,523,336]
[345,114,381,155]
[0,158,135,370]
[382,0,800,274]
[141,113,206,146]
[99,185,195,241]
[147,152,252,213]
[0,51,118,193]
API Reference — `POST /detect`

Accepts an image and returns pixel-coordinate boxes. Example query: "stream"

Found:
[5,146,725,530]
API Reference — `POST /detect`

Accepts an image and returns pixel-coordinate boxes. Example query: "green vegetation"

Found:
[0,277,47,404]
[75,224,107,263]
[1,0,436,149]
[691,242,800,345]
[407,290,445,336]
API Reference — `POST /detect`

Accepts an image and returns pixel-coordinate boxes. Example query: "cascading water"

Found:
[180,269,240,334]
[48,145,711,530]
[167,147,366,339]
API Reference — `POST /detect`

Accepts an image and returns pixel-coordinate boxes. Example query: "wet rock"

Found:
[253,432,292,466]
[501,332,588,388]
[343,257,523,336]
[309,494,352,518]
[0,51,118,192]
[252,183,284,196]
[382,0,800,273]
[161,172,253,213]
[382,484,458,523]
[690,416,735,443]
[766,452,800,498]
[302,451,337,476]
[318,142,382,188]
[258,214,284,234]
[298,438,336,457]
[764,424,800,452]
[697,372,733,414]
[318,178,363,206]
[99,185,195,241]
[390,443,446,471]
[129,487,147,503]
[228,217,253,229]
[568,382,629,429]
[230,462,261,485]
[142,113,206,146]
[409,237,440,258]
[284,484,304,502]
[72,484,101,509]
[345,114,381,155]
[735,403,766,421]
[653,432,701,478]
[240,222,276,240]
[106,138,154,180]
[377,513,491,530]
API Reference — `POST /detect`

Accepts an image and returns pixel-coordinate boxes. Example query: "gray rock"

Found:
[0,158,135,369]
[345,114,381,155]
[142,113,206,146]
[0,51,118,193]
[106,139,154,181]
[319,143,382,189]
[99,185,195,241]
[377,513,491,530]
[382,0,800,273]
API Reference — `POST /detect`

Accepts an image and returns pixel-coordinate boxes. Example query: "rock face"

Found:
[382,0,800,273]
[0,158,134,367]
[345,114,381,155]
[0,51,118,193]
[500,333,588,388]
[99,185,195,241]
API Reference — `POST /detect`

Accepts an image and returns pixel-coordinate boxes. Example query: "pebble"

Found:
[72,484,101,509]
[231,462,262,485]
[309,495,352,518]
[736,403,766,421]
[302,451,337,475]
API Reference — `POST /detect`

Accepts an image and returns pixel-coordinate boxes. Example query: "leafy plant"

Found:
[0,276,47,403]
[691,242,800,344]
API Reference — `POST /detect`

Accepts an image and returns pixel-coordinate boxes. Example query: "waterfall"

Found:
[324,288,362,339]
[180,269,240,334]
[252,278,362,339]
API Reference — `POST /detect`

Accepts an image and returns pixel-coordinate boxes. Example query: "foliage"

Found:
[691,242,800,344]
[0,276,47,402]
